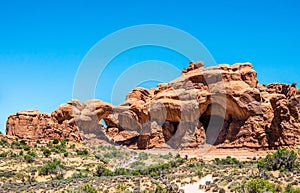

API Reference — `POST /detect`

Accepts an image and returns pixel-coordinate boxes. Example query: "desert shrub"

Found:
[24,154,34,163]
[258,148,298,171]
[197,170,204,177]
[24,151,36,163]
[103,149,127,159]
[76,149,89,156]
[114,167,130,176]
[0,151,8,158]
[39,159,64,176]
[80,183,98,193]
[116,183,127,191]
[69,144,76,149]
[72,171,86,179]
[64,152,69,157]
[0,171,15,178]
[20,140,26,145]
[138,152,149,160]
[27,151,36,157]
[130,161,145,170]
[42,147,51,157]
[53,139,59,144]
[131,170,140,176]
[11,139,21,149]
[245,178,275,193]
[22,145,31,151]
[0,138,8,147]
[94,154,108,164]
[94,164,112,177]
[150,171,159,177]
[154,184,169,193]
[10,152,17,158]
[60,138,69,146]
[187,162,203,168]
[139,162,173,177]
[50,144,66,153]
[284,184,300,193]
[214,156,239,165]
[159,152,173,160]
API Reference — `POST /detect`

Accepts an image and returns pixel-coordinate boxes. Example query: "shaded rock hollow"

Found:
[6,62,300,149]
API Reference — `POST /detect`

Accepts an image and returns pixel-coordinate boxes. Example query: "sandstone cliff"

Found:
[6,62,300,149]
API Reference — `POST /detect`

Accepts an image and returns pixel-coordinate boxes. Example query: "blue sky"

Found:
[0,0,300,133]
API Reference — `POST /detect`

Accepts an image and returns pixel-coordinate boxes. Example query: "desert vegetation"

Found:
[0,136,300,192]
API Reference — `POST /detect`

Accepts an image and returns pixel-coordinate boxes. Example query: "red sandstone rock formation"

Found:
[6,62,300,149]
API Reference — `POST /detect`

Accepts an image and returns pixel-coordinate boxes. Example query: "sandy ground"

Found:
[180,175,213,193]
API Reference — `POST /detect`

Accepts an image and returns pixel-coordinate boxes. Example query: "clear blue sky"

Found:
[1,0,300,133]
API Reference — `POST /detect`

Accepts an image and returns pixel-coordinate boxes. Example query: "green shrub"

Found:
[197,170,204,177]
[150,171,159,177]
[20,140,27,146]
[24,154,34,163]
[138,152,149,160]
[60,138,69,146]
[187,162,203,168]
[53,139,59,144]
[0,171,15,178]
[159,152,173,159]
[80,183,98,193]
[11,140,21,149]
[103,149,128,159]
[284,184,300,193]
[27,151,36,157]
[94,164,112,177]
[0,138,8,147]
[116,183,127,191]
[245,178,275,193]
[0,151,8,158]
[76,149,89,156]
[64,152,69,157]
[130,161,145,170]
[258,148,298,171]
[22,145,31,151]
[69,144,76,149]
[131,170,140,176]
[214,156,239,165]
[39,159,64,176]
[114,167,130,176]
[71,171,86,179]
[42,148,51,158]
[50,144,66,153]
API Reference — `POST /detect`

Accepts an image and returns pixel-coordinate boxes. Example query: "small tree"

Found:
[259,148,298,171]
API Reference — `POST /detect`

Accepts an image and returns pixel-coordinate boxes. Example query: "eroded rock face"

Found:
[6,100,113,143]
[6,62,300,149]
[104,62,300,149]
[6,110,81,142]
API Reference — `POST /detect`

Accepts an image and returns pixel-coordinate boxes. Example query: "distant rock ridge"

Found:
[6,62,300,149]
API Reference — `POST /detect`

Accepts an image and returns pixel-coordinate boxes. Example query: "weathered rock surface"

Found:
[6,62,300,149]
[6,100,113,143]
